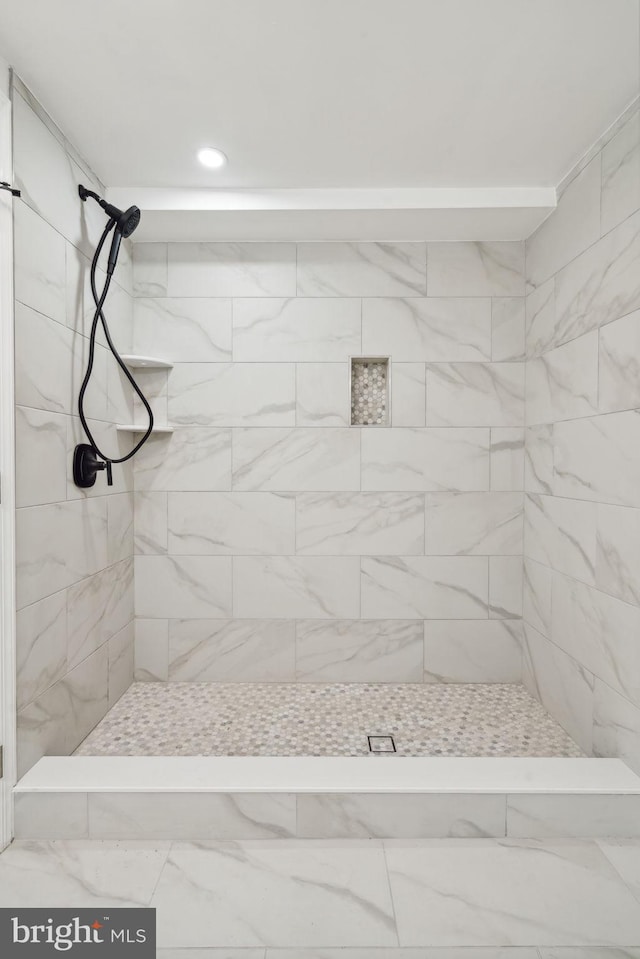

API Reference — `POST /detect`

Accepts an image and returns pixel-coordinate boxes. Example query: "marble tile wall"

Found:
[132,238,526,686]
[523,108,640,772]
[13,82,135,776]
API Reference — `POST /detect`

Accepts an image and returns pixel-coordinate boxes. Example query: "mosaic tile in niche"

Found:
[351,358,389,426]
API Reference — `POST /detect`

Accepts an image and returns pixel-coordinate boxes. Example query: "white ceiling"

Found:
[0,0,638,193]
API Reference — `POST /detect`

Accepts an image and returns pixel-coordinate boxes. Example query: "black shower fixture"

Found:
[73,185,153,488]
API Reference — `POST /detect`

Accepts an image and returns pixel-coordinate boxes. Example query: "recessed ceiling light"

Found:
[197,147,227,169]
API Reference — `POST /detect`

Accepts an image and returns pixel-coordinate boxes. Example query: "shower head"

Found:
[79,184,141,273]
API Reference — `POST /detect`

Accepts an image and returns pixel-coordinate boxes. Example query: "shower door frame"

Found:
[0,84,16,851]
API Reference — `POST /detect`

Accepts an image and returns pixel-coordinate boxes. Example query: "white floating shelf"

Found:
[116,424,174,434]
[120,354,173,370]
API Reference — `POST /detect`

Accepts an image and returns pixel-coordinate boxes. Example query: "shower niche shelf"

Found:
[350,356,390,427]
[120,354,173,370]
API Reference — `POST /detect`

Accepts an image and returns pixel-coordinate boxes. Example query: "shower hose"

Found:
[77,219,154,477]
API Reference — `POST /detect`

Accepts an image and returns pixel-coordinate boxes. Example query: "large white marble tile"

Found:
[168,491,295,555]
[522,624,594,754]
[554,210,640,349]
[133,243,168,296]
[596,503,640,605]
[16,591,67,711]
[361,428,490,492]
[361,556,488,619]
[427,242,525,297]
[134,491,168,554]
[490,428,524,491]
[67,559,134,668]
[133,297,231,363]
[168,619,295,682]
[425,492,522,555]
[598,839,640,903]
[133,297,233,361]
[15,406,67,507]
[14,301,76,415]
[108,620,135,707]
[88,793,296,840]
[297,794,506,839]
[524,425,553,494]
[14,199,67,323]
[507,795,640,839]
[296,619,423,682]
[523,558,552,638]
[601,110,640,235]
[13,91,105,256]
[133,297,232,363]
[526,157,601,289]
[134,428,232,492]
[233,557,360,619]
[551,571,640,704]
[385,838,640,947]
[151,839,397,948]
[492,297,525,361]
[297,242,425,297]
[17,645,109,777]
[232,428,359,492]
[391,363,426,427]
[107,492,134,566]
[554,412,640,508]
[135,555,232,618]
[168,363,295,427]
[524,493,597,585]
[424,620,522,683]
[525,278,556,359]
[426,363,525,427]
[296,363,350,426]
[0,838,170,907]
[489,556,523,619]
[296,493,424,555]
[135,618,169,681]
[362,297,491,361]
[167,243,296,297]
[599,309,640,412]
[233,297,361,361]
[16,498,108,608]
[526,331,599,425]
[593,680,640,775]
[14,793,89,840]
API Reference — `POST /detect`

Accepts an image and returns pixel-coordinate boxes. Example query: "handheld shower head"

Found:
[79,184,141,273]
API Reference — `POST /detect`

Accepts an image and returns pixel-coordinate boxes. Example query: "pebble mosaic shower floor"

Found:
[75,682,584,757]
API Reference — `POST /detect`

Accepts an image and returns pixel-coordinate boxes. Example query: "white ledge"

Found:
[106,186,556,241]
[120,354,173,370]
[116,424,174,434]
[15,756,640,795]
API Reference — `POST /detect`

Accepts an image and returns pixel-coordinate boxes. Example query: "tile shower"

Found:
[12,77,640,777]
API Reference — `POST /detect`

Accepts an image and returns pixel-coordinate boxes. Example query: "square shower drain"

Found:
[368,734,396,753]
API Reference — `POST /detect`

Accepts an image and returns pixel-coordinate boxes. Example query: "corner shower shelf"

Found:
[120,354,173,370]
[116,424,174,434]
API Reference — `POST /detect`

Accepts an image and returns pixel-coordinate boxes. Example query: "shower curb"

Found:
[13,756,640,840]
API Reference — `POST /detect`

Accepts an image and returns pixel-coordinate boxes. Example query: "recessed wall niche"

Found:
[350,356,390,426]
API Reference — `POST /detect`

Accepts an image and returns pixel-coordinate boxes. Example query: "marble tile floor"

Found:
[74,682,584,758]
[1,838,640,951]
